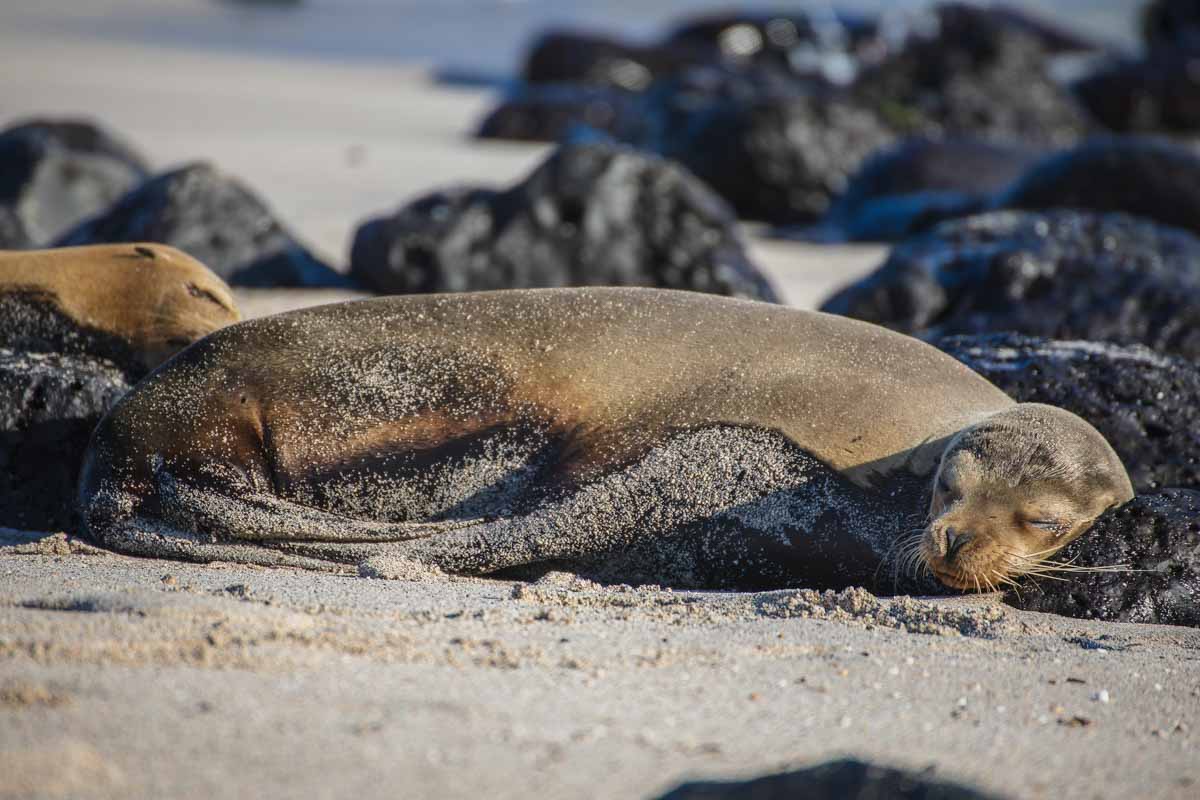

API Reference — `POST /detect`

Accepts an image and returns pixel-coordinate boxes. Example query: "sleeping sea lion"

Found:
[76,288,1133,590]
[0,243,240,375]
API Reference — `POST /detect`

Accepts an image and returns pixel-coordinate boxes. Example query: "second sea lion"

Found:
[0,243,240,375]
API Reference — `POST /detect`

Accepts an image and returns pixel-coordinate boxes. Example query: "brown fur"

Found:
[78,288,1134,590]
[0,244,240,371]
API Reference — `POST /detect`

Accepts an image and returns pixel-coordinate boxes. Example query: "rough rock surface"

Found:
[55,162,351,288]
[350,143,777,300]
[0,118,149,245]
[0,349,131,531]
[993,138,1200,237]
[655,758,1002,799]
[1008,490,1200,628]
[821,137,1042,241]
[936,334,1200,493]
[820,210,1200,360]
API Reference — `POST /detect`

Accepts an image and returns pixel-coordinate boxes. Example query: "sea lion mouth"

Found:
[921,534,1008,592]
[929,565,978,591]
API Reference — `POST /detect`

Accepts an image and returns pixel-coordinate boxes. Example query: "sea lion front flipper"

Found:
[81,464,488,571]
[155,468,484,544]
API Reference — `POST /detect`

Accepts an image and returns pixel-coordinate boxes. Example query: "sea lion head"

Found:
[921,403,1134,592]
[117,244,241,371]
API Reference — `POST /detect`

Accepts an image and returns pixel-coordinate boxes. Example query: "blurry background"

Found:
[0,1,1151,308]
[1,1,1138,75]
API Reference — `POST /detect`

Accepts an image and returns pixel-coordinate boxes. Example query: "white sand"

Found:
[1,18,1196,800]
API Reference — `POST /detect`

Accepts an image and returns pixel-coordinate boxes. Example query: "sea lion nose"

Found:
[945,528,972,560]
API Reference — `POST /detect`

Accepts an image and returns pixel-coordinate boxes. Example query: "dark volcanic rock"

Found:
[627,5,1086,224]
[994,138,1200,237]
[1074,48,1200,133]
[821,210,1200,359]
[632,65,895,223]
[0,118,149,245]
[936,335,1200,492]
[0,349,132,531]
[479,5,1086,223]
[522,30,703,90]
[987,5,1102,53]
[822,138,1043,241]
[1143,0,1200,51]
[937,333,1200,627]
[1007,490,1200,628]
[350,142,777,301]
[663,9,883,84]
[55,162,351,288]
[0,290,147,379]
[848,3,1090,145]
[655,759,1002,800]
[521,12,883,92]
[477,84,638,142]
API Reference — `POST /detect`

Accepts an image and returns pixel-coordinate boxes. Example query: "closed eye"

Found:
[187,283,235,314]
[1026,518,1064,534]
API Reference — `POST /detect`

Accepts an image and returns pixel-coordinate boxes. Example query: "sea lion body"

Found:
[78,288,1130,590]
[0,244,240,374]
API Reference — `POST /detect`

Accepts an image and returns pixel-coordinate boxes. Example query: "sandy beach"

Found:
[1,6,1197,800]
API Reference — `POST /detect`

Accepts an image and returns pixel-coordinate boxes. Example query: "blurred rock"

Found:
[480,5,1087,224]
[655,759,1002,799]
[994,138,1200,236]
[631,65,894,223]
[630,4,1087,224]
[821,210,1200,359]
[1142,0,1200,51]
[937,334,1200,492]
[350,142,777,301]
[0,118,149,245]
[477,84,638,142]
[55,162,353,288]
[1074,48,1200,133]
[1007,490,1200,628]
[822,137,1042,240]
[986,4,1103,53]
[522,30,701,90]
[0,349,131,532]
[663,9,882,84]
[848,3,1090,146]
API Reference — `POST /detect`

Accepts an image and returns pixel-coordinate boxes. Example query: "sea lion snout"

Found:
[942,528,972,560]
[922,509,1007,591]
